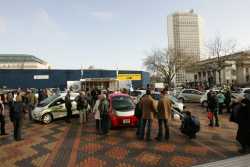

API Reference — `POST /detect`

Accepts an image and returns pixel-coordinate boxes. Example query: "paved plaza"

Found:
[0,104,242,167]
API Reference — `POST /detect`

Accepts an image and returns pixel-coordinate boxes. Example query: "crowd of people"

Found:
[0,86,249,154]
[0,88,56,141]
[206,88,250,153]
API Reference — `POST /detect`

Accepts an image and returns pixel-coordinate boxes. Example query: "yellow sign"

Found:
[117,74,142,81]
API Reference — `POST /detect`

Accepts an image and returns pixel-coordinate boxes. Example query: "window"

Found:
[182,90,192,94]
[245,89,250,94]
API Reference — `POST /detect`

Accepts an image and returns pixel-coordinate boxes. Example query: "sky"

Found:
[0,0,250,70]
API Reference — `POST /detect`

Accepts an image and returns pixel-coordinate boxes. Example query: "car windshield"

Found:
[169,96,179,103]
[112,96,134,111]
[37,95,59,107]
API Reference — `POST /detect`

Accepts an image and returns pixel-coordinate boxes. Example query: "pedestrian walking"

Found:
[26,89,37,121]
[65,91,72,123]
[77,92,89,124]
[139,90,157,141]
[0,96,8,136]
[10,96,26,141]
[135,96,143,138]
[208,91,219,127]
[224,89,231,113]
[235,95,250,153]
[93,95,101,131]
[217,91,225,114]
[155,89,172,141]
[99,94,109,135]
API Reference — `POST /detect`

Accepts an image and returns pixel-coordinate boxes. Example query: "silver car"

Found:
[32,93,79,124]
[177,89,203,103]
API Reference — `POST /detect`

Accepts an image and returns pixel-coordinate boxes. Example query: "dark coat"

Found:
[65,94,72,109]
[11,102,25,120]
[236,99,250,146]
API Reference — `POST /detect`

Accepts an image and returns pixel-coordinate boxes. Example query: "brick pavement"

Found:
[0,103,241,167]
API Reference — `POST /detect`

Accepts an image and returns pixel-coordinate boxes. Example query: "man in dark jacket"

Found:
[135,97,143,137]
[236,96,250,153]
[224,89,231,113]
[208,91,219,127]
[65,91,72,123]
[10,98,26,141]
[0,96,7,135]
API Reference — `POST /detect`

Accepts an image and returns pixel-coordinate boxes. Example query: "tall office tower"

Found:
[167,10,203,85]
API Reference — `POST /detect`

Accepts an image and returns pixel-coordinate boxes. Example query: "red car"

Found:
[108,93,138,128]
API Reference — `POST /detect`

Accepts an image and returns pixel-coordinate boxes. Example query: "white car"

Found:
[200,90,219,107]
[177,89,203,103]
[32,93,79,124]
[235,88,250,97]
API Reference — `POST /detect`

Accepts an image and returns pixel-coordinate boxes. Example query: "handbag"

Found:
[207,111,213,120]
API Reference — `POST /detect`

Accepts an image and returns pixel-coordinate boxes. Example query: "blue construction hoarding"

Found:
[0,69,150,90]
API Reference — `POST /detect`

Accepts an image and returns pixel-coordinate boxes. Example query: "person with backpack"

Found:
[208,91,220,127]
[99,94,109,135]
[155,89,172,141]
[65,91,72,123]
[0,96,7,136]
[180,111,200,139]
[77,91,89,124]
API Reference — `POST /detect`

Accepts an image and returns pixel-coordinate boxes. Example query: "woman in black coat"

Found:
[236,97,250,153]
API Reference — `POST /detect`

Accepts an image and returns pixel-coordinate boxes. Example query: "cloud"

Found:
[0,17,6,33]
[31,8,67,42]
[90,11,114,21]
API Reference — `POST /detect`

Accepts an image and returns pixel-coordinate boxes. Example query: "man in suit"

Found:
[155,89,172,141]
[139,90,157,141]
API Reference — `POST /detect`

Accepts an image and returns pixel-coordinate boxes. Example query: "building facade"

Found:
[167,10,203,86]
[0,69,150,90]
[186,51,250,87]
[0,54,49,69]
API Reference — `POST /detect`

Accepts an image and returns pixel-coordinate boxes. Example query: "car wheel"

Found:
[179,98,185,103]
[42,113,53,124]
[202,101,208,107]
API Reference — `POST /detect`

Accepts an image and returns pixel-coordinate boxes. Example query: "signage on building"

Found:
[117,74,141,81]
[33,75,49,80]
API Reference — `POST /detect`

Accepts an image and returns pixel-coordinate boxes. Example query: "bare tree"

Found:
[207,36,237,86]
[143,48,192,87]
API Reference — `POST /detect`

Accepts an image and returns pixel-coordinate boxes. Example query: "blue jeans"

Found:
[140,119,152,140]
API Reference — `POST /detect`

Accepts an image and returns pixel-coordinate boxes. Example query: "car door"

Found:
[182,90,192,102]
[191,90,203,102]
[49,98,66,119]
